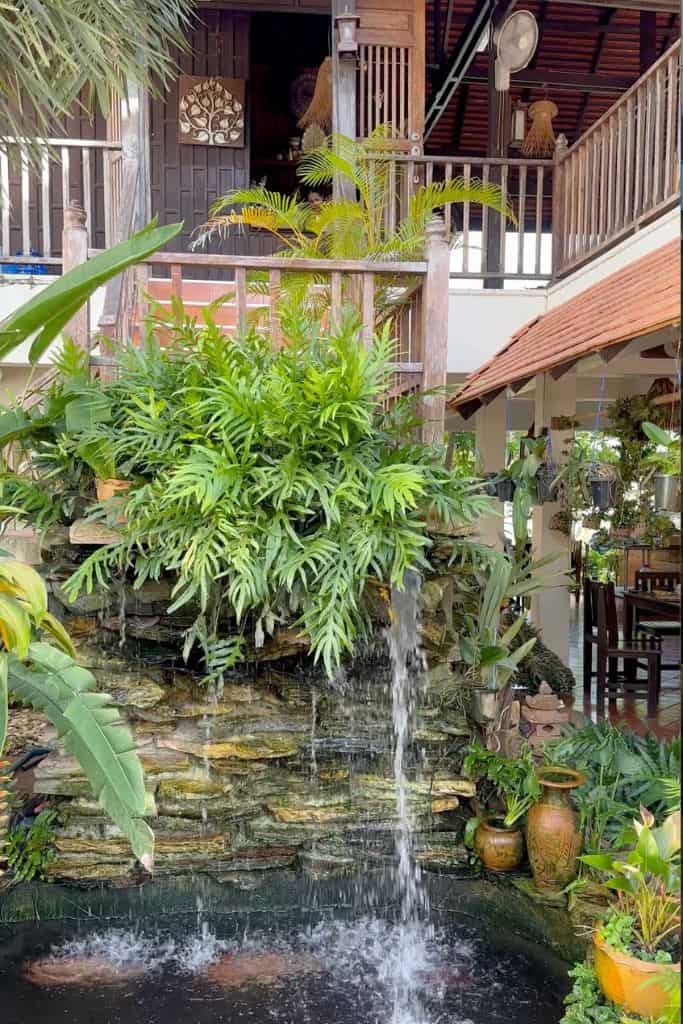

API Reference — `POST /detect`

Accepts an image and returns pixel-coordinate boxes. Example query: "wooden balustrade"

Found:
[553,40,680,278]
[0,136,122,264]
[393,153,554,280]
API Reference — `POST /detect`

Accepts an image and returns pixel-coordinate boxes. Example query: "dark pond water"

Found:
[1,904,569,1024]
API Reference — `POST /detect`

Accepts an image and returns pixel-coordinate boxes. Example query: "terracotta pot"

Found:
[96,478,130,502]
[474,818,524,872]
[593,930,680,1018]
[526,765,584,891]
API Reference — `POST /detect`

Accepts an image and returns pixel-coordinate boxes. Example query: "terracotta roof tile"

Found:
[449,240,680,416]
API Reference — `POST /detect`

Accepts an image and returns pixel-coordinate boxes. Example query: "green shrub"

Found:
[63,309,490,677]
[6,809,57,881]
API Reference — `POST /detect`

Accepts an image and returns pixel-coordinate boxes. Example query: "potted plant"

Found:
[582,808,680,1018]
[458,562,537,725]
[642,422,681,513]
[463,742,540,872]
[509,436,553,505]
[589,462,620,511]
[610,499,643,541]
[494,469,516,503]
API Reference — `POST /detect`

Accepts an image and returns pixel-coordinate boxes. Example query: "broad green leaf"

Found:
[0,593,32,657]
[64,392,112,433]
[642,421,673,447]
[0,560,48,620]
[8,644,153,866]
[0,220,183,363]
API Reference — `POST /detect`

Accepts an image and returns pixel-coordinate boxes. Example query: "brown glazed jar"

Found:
[526,766,585,890]
[474,817,524,872]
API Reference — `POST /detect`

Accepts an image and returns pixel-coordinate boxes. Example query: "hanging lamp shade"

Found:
[521,100,558,158]
[298,57,333,131]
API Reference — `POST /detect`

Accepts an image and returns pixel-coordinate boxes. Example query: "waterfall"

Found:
[387,571,431,1024]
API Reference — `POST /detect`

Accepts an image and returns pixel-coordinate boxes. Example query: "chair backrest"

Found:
[583,576,595,635]
[635,568,679,592]
[589,580,619,650]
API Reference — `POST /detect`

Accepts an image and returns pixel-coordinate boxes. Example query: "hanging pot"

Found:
[474,818,524,872]
[590,479,619,510]
[653,474,680,513]
[495,478,516,502]
[482,474,498,498]
[526,766,584,891]
[534,468,554,505]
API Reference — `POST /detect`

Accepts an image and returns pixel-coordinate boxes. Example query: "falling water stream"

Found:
[387,572,430,1024]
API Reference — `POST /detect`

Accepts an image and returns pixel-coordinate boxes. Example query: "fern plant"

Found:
[0,558,153,867]
[63,307,492,677]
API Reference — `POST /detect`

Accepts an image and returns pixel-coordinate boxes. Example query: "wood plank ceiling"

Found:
[424,0,680,155]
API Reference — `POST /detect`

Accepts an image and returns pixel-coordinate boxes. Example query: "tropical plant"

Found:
[560,960,623,1024]
[548,723,681,856]
[60,307,492,678]
[6,808,57,881]
[201,128,511,262]
[584,546,620,583]
[642,423,681,478]
[455,554,538,690]
[582,808,680,960]
[0,558,153,866]
[463,741,540,829]
[0,0,191,151]
[506,616,576,696]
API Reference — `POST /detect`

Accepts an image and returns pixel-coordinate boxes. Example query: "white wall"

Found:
[447,286,546,375]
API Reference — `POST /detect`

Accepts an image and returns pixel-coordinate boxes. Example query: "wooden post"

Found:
[484,24,509,289]
[62,202,89,351]
[475,391,507,550]
[551,133,568,279]
[332,0,357,202]
[421,215,450,444]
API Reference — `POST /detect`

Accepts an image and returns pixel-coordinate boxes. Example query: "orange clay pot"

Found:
[593,930,680,1018]
[474,818,524,872]
[526,766,584,891]
[96,479,130,502]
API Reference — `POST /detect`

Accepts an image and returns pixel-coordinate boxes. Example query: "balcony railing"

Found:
[0,136,122,266]
[552,40,680,277]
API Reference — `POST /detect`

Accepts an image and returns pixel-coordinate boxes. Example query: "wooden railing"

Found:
[94,216,450,440]
[397,154,554,280]
[553,40,680,277]
[0,136,122,265]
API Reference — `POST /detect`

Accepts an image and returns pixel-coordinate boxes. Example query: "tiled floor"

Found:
[567,599,681,740]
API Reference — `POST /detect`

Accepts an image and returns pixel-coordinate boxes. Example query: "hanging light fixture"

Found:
[510,101,527,149]
[336,8,360,59]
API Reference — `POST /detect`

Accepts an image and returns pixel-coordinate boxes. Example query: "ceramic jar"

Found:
[474,818,524,872]
[526,766,584,890]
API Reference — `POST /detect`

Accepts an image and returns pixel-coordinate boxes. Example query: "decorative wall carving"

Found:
[178,76,245,147]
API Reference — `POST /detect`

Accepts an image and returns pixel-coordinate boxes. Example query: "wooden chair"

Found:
[591,580,662,717]
[633,568,681,670]
[582,576,599,695]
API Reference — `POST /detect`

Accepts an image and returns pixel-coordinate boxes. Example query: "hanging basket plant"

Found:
[495,476,517,502]
[589,463,620,511]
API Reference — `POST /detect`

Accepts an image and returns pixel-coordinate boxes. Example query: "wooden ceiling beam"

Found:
[463,69,635,93]
[575,7,617,139]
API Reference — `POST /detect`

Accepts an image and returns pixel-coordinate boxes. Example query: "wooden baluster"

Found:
[60,146,70,217]
[443,160,452,236]
[421,216,449,444]
[634,85,645,219]
[652,65,664,206]
[170,263,182,300]
[624,94,635,227]
[606,117,615,238]
[643,75,654,211]
[359,45,366,138]
[269,269,282,349]
[331,271,342,327]
[399,47,406,136]
[374,45,381,131]
[481,163,489,274]
[361,272,374,349]
[0,146,9,258]
[598,126,607,244]
[552,135,568,276]
[103,148,113,246]
[664,55,676,197]
[517,164,526,275]
[235,266,247,331]
[614,105,624,234]
[62,203,89,350]
[41,149,51,258]
[20,146,30,256]
[462,162,471,273]
[82,148,92,247]
[535,165,543,276]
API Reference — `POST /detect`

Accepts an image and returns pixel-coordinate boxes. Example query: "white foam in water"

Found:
[54,926,229,975]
